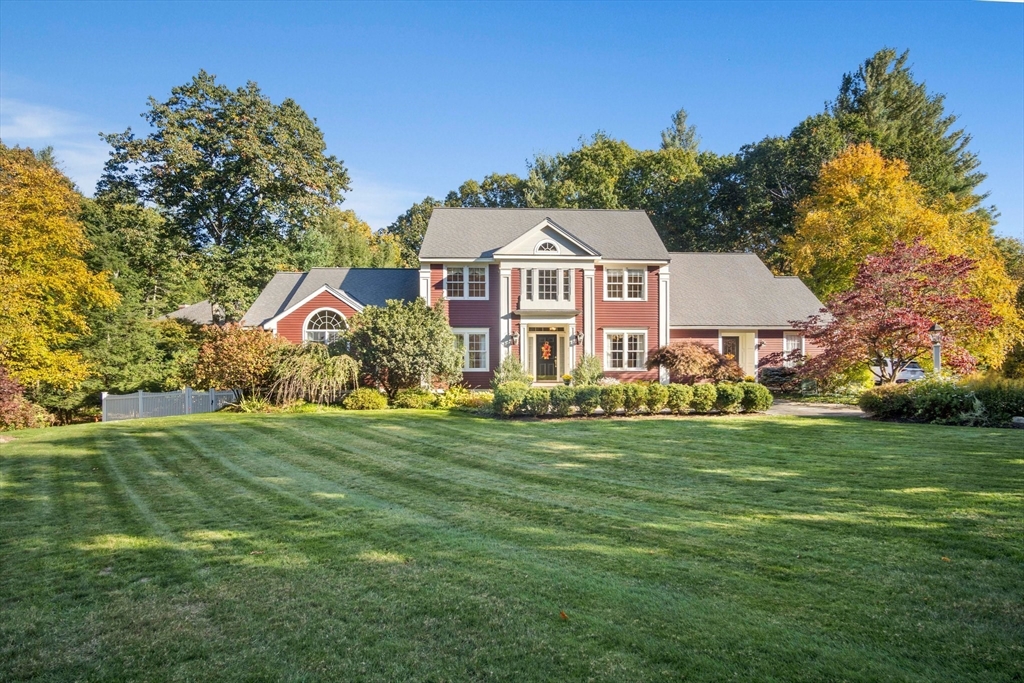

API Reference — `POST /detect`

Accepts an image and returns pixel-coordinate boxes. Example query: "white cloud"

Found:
[0,98,110,195]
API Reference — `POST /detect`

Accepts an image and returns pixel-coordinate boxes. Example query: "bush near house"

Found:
[571,354,604,386]
[490,380,773,418]
[549,386,577,417]
[522,388,552,417]
[343,388,389,410]
[666,384,694,414]
[491,354,532,388]
[859,376,1024,426]
[392,388,437,409]
[493,382,530,416]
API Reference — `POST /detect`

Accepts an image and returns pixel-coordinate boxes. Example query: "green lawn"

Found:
[1,411,1021,682]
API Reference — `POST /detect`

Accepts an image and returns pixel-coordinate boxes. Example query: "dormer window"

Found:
[535,240,559,254]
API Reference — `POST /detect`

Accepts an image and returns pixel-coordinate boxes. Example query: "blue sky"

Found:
[1,1,1021,238]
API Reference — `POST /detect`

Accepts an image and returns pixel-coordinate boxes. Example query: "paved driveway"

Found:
[768,399,864,418]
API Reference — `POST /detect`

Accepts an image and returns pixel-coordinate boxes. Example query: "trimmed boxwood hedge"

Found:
[490,380,774,418]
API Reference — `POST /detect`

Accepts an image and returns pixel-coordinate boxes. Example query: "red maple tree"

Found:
[791,239,999,384]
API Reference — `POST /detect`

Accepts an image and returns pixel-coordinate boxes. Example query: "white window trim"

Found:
[602,266,647,301]
[302,307,348,344]
[444,265,489,300]
[521,267,574,304]
[603,329,648,371]
[452,327,490,372]
[534,239,560,254]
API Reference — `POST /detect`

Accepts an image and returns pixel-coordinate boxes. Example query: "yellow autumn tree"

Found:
[0,143,119,388]
[785,143,1022,369]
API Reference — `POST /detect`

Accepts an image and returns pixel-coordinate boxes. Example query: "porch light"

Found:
[510,330,520,345]
[572,331,585,346]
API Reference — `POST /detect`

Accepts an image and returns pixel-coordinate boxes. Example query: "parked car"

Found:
[869,359,926,385]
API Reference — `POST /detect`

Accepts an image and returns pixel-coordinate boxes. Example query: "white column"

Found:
[418,266,432,302]
[500,268,512,361]
[659,267,670,384]
[584,268,596,356]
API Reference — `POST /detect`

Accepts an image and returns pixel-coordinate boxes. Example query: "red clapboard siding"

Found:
[276,291,362,344]
[669,328,719,347]
[594,265,660,381]
[447,265,500,387]
[757,330,784,365]
[429,263,447,313]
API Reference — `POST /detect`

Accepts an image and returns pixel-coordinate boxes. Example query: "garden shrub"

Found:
[575,386,602,415]
[549,386,577,417]
[910,379,976,423]
[571,354,604,386]
[392,388,437,409]
[272,343,359,405]
[522,388,552,417]
[758,366,801,393]
[493,382,529,416]
[237,395,274,413]
[967,376,1024,426]
[455,391,494,412]
[646,383,669,413]
[491,354,532,388]
[601,384,625,414]
[858,383,915,419]
[714,383,744,413]
[622,383,648,415]
[690,383,717,413]
[666,384,693,414]
[435,385,471,409]
[740,382,773,413]
[1,367,51,430]
[343,388,388,410]
[646,342,743,384]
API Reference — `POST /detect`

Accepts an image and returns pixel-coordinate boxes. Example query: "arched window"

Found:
[535,240,559,254]
[304,309,346,344]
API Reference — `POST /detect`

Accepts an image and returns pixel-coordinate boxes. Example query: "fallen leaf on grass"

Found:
[560,611,568,620]
[250,550,264,555]
[941,557,950,562]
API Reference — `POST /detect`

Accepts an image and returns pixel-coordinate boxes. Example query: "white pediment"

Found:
[492,218,600,258]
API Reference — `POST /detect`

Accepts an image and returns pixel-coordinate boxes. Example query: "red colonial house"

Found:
[243,208,824,387]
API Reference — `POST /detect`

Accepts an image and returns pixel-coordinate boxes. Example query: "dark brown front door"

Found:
[721,336,740,362]
[536,334,558,381]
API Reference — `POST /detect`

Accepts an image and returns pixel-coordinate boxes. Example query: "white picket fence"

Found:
[101,388,237,422]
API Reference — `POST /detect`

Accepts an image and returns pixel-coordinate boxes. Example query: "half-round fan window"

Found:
[536,240,558,254]
[305,309,346,344]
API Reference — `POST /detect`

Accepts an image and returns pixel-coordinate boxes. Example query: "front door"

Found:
[721,336,740,362]
[536,334,558,381]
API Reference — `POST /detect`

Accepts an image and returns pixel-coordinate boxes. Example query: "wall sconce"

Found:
[571,331,585,346]
[755,340,765,349]
[510,330,520,345]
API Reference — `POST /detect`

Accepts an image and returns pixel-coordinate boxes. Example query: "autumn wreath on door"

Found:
[541,341,552,360]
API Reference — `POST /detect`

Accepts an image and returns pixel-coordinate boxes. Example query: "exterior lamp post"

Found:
[929,323,943,374]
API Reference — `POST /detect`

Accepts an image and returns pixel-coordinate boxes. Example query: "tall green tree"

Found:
[660,107,701,152]
[832,48,984,204]
[98,70,351,315]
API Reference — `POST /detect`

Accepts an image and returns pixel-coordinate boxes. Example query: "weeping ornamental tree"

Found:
[794,240,1000,384]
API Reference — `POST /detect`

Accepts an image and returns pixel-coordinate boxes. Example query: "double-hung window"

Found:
[446,266,488,299]
[604,268,645,300]
[783,332,802,367]
[605,331,646,370]
[452,329,489,371]
[523,268,572,302]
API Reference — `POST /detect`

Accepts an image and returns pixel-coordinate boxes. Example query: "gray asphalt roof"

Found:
[668,253,824,328]
[241,268,419,328]
[419,208,670,261]
[158,300,223,326]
